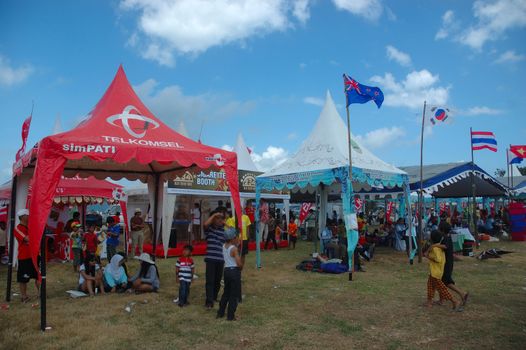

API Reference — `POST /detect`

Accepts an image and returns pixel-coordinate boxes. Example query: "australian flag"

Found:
[343,74,384,108]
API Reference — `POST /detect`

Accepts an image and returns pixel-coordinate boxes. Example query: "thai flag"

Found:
[471,131,497,152]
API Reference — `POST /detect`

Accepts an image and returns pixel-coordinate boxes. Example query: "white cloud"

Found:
[133,79,256,136]
[369,70,449,109]
[355,126,405,149]
[435,10,456,40]
[299,62,307,69]
[221,144,234,152]
[303,96,324,106]
[293,0,310,24]
[121,0,310,66]
[386,45,411,67]
[250,146,289,171]
[332,0,383,21]
[0,55,34,87]
[495,50,526,63]
[458,0,526,50]
[462,106,504,116]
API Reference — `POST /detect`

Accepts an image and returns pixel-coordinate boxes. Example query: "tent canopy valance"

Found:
[400,162,508,198]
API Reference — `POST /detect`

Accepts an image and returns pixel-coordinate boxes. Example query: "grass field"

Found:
[1,240,525,350]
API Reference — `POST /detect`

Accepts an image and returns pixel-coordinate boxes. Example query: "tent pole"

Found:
[5,176,18,302]
[417,101,426,263]
[40,234,47,331]
[152,174,160,261]
[470,127,479,245]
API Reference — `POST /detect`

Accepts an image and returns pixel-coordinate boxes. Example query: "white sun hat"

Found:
[134,252,155,265]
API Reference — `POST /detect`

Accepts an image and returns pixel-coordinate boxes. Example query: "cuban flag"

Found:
[471,131,497,152]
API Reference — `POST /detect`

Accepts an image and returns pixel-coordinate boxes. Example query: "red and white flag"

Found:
[15,115,32,161]
[386,201,394,223]
[354,197,363,212]
[298,202,313,224]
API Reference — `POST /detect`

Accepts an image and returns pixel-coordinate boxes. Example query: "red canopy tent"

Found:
[0,175,125,225]
[6,66,243,331]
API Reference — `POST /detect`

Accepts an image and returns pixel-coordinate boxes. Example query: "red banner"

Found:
[299,202,313,224]
[15,115,32,161]
[386,201,394,223]
[354,197,363,212]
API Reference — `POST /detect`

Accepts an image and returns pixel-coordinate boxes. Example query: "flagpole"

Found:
[470,127,478,245]
[510,144,514,189]
[345,95,354,282]
[417,101,426,263]
[507,148,512,205]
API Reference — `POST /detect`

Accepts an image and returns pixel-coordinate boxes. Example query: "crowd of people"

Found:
[8,198,492,321]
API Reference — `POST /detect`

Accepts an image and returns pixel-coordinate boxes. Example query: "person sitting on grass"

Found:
[288,217,298,249]
[217,228,243,321]
[424,230,462,312]
[78,253,104,296]
[103,254,129,293]
[175,245,195,307]
[130,253,160,293]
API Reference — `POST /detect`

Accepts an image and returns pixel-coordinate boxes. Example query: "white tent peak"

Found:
[52,114,62,135]
[177,121,189,138]
[234,133,259,171]
[262,91,405,177]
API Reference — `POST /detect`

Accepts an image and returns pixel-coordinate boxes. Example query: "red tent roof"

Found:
[25,66,242,269]
[1,176,122,200]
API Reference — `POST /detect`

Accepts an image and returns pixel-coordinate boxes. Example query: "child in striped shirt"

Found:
[175,245,195,307]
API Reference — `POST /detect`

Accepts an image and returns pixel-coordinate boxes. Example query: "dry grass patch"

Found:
[1,241,525,350]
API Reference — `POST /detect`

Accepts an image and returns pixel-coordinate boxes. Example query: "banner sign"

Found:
[299,202,314,224]
[168,169,287,194]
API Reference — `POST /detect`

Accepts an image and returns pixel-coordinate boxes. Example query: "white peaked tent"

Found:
[234,133,259,172]
[177,121,190,138]
[256,91,412,269]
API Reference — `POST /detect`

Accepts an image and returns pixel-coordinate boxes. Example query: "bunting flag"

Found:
[471,131,497,152]
[354,197,363,212]
[298,202,313,225]
[15,115,32,161]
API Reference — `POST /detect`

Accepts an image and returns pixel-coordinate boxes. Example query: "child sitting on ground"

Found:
[425,230,462,312]
[175,245,195,307]
[217,228,243,321]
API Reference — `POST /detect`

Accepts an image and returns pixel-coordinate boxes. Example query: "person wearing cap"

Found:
[203,211,226,309]
[130,208,145,257]
[129,253,160,293]
[65,211,81,233]
[14,209,40,302]
[217,227,243,321]
[70,223,83,272]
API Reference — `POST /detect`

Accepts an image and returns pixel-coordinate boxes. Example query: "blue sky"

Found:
[1,0,525,184]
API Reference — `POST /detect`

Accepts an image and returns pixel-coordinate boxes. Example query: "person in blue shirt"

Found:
[103,254,129,293]
[106,217,121,261]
